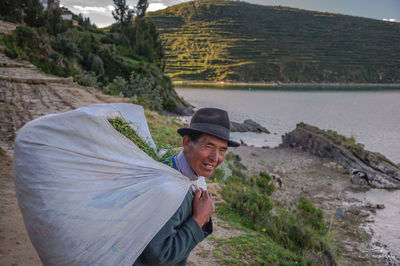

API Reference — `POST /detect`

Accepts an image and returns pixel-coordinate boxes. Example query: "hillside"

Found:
[148,0,400,83]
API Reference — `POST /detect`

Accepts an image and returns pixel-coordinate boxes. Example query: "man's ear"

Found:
[182,135,190,149]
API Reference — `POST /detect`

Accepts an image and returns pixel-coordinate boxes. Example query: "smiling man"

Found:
[133,108,239,265]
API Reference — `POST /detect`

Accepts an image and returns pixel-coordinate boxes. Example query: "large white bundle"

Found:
[13,103,194,265]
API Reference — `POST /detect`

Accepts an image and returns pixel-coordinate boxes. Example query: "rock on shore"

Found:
[230,119,270,133]
[280,123,400,189]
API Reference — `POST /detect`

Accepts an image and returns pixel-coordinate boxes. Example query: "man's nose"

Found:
[208,149,218,162]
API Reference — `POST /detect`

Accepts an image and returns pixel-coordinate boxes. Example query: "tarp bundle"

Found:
[13,103,195,265]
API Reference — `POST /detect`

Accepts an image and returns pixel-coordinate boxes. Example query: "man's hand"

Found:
[192,189,214,228]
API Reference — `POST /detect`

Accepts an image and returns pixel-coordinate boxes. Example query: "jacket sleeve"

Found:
[137,197,212,265]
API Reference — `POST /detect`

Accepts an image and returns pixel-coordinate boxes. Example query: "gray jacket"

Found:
[133,155,213,265]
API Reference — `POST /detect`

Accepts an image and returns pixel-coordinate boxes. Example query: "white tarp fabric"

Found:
[13,103,198,265]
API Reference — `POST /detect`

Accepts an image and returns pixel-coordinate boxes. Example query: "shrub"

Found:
[255,172,275,196]
[266,208,316,251]
[46,52,70,76]
[125,73,163,110]
[161,96,177,111]
[74,71,100,87]
[4,47,18,59]
[235,189,273,228]
[86,53,105,75]
[226,152,247,170]
[52,34,81,58]
[100,35,113,44]
[15,26,37,49]
[221,174,273,230]
[210,167,225,182]
[297,197,325,233]
[104,76,128,95]
[221,175,244,207]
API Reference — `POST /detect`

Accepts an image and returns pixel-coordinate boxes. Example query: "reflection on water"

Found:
[176,88,400,164]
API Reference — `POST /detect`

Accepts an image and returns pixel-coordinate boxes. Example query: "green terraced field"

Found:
[148,0,400,83]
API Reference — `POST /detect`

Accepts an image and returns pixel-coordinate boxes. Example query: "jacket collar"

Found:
[175,150,198,181]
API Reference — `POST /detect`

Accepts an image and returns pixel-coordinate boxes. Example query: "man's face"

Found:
[183,134,228,178]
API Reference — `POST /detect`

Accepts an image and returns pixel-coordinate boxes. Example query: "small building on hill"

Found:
[60,7,72,20]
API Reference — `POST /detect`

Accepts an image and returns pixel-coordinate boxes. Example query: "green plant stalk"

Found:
[108,117,157,158]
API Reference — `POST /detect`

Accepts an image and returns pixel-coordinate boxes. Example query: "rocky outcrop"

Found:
[231,119,270,133]
[280,123,400,189]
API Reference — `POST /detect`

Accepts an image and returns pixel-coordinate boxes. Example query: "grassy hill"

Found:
[148,0,400,83]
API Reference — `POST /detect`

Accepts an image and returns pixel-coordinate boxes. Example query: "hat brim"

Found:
[178,128,240,147]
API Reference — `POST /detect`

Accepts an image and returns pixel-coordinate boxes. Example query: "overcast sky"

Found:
[60,0,400,28]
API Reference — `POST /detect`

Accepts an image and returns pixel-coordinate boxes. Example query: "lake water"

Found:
[176,88,400,164]
[176,87,400,261]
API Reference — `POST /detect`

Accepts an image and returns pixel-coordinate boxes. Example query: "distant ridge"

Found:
[148,0,400,83]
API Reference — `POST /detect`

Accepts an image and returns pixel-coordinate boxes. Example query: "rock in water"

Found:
[280,123,400,189]
[231,119,270,133]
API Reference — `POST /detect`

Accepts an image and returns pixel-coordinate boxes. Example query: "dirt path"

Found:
[0,150,42,265]
[0,52,129,149]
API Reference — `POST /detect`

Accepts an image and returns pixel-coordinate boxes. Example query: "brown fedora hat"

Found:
[177,108,240,147]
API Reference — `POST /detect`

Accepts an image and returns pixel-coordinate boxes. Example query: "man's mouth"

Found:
[203,163,214,170]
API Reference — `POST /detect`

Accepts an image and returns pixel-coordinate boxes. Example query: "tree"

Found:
[112,0,135,26]
[0,0,23,23]
[135,18,165,68]
[25,0,45,27]
[112,0,135,47]
[47,0,54,11]
[135,0,148,45]
[0,0,44,26]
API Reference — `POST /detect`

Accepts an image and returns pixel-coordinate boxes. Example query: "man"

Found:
[134,108,239,265]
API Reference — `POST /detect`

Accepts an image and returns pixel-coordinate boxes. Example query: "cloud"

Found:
[70,2,167,15]
[72,5,112,15]
[147,3,168,12]
[67,2,168,27]
[382,18,397,22]
[107,5,114,12]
